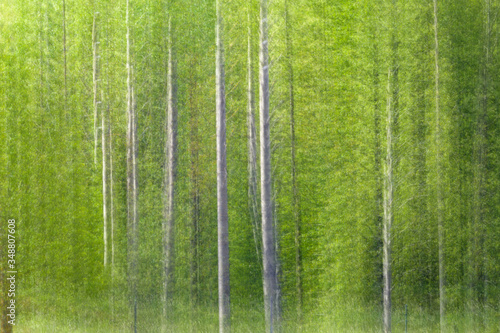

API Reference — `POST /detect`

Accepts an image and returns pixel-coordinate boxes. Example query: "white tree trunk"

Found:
[216,0,231,331]
[109,104,115,319]
[247,8,261,265]
[102,93,108,267]
[126,0,139,328]
[109,112,115,269]
[433,0,445,331]
[162,14,177,331]
[93,12,99,166]
[383,68,394,333]
[259,0,278,331]
[284,0,301,322]
[63,0,67,112]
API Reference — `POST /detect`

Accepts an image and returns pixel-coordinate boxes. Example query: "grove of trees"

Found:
[1,0,499,332]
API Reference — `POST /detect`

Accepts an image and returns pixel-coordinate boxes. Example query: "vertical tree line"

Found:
[216,0,231,331]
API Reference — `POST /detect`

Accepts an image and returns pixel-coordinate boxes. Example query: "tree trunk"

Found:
[109,103,116,321]
[216,0,231,331]
[110,121,114,268]
[247,6,262,267]
[372,31,384,301]
[284,0,302,322]
[102,90,108,267]
[383,67,394,333]
[383,1,399,331]
[126,0,139,329]
[162,15,177,330]
[93,8,107,268]
[433,0,445,330]
[471,0,490,318]
[93,11,99,166]
[63,0,68,114]
[259,0,278,330]
[189,55,200,311]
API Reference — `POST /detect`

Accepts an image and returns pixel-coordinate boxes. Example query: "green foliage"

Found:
[1,0,499,330]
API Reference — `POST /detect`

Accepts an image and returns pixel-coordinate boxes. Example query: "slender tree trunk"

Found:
[126,0,139,330]
[471,0,490,317]
[62,0,68,113]
[189,56,200,311]
[433,0,445,330]
[162,15,177,330]
[93,8,107,267]
[247,7,262,267]
[93,12,99,166]
[109,105,116,321]
[39,2,44,111]
[104,6,116,316]
[126,0,132,286]
[110,121,114,268]
[259,0,278,330]
[102,92,108,267]
[106,13,115,272]
[284,0,302,322]
[383,67,394,333]
[132,82,139,332]
[216,0,231,331]
[272,190,282,331]
[481,0,490,314]
[372,33,384,300]
[383,2,399,331]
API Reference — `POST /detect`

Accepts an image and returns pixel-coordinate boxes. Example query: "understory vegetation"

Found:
[1,0,500,331]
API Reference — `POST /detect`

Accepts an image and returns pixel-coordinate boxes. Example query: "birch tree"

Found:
[247,4,261,265]
[433,0,446,330]
[383,1,399,331]
[189,53,201,309]
[126,0,139,329]
[471,0,491,314]
[102,91,108,267]
[216,0,230,331]
[93,11,100,166]
[259,0,279,330]
[162,13,177,330]
[284,0,302,321]
[63,0,68,114]
[383,67,394,333]
[92,8,108,267]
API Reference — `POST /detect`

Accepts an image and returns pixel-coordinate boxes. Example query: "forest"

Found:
[0,0,500,332]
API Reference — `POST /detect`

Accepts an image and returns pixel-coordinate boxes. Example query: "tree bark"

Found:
[108,41,115,270]
[63,0,68,115]
[284,0,302,322]
[247,6,262,268]
[259,0,278,330]
[383,68,394,333]
[162,15,177,330]
[371,29,384,301]
[470,0,490,317]
[216,0,231,331]
[126,0,139,329]
[433,0,445,331]
[109,103,116,321]
[110,121,114,269]
[383,1,399,331]
[189,55,200,310]
[93,11,99,166]
[102,91,108,267]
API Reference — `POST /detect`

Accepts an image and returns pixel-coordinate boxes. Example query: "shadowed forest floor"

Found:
[13,293,500,333]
